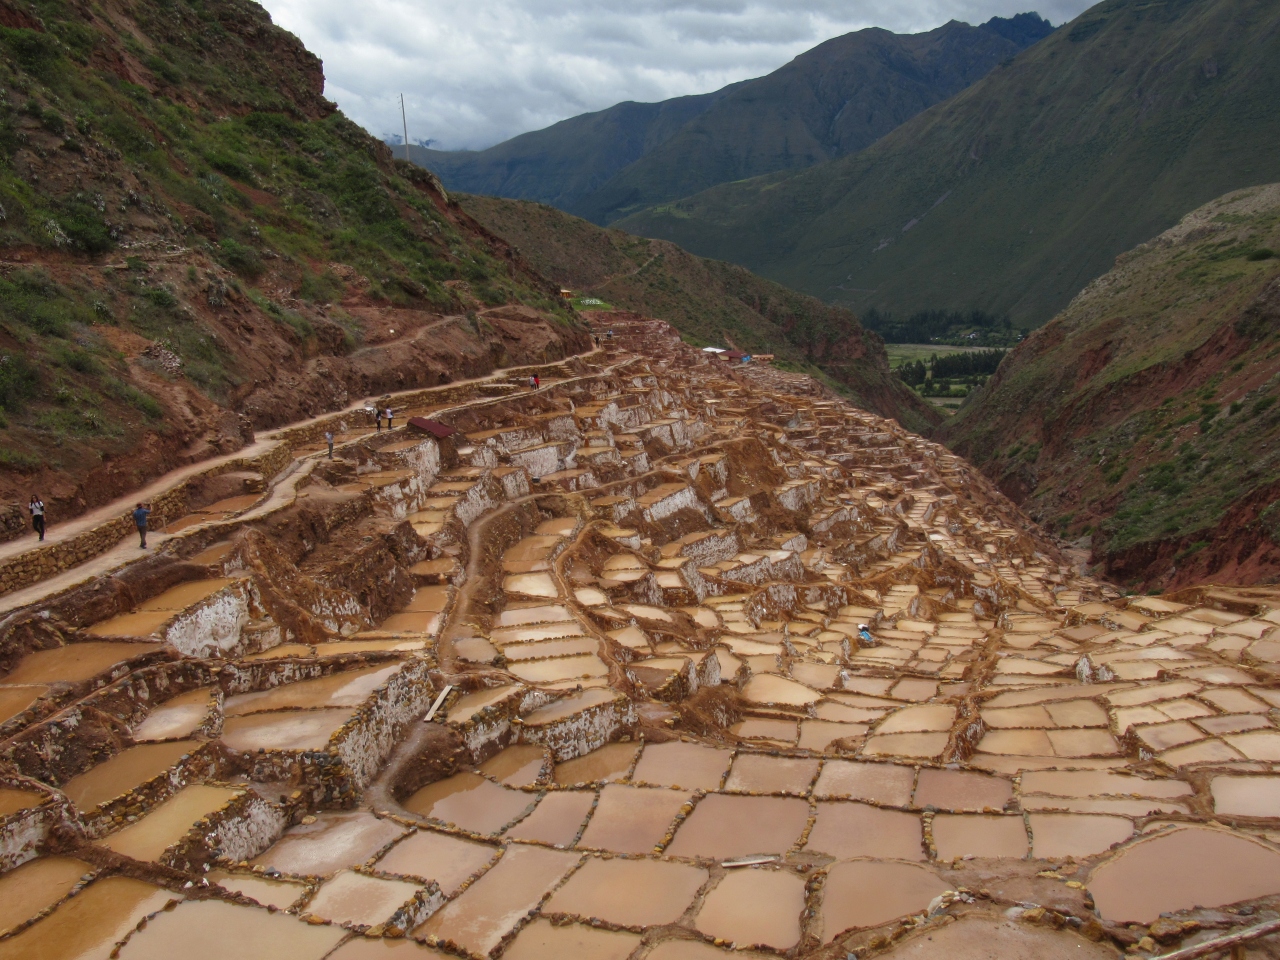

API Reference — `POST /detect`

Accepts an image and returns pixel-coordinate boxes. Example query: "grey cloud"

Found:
[260,0,1096,150]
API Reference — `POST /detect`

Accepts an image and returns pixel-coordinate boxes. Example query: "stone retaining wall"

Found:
[0,775,68,870]
[0,442,293,598]
[0,356,589,597]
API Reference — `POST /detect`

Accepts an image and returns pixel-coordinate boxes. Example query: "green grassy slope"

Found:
[617,0,1280,328]
[461,195,940,434]
[0,0,584,528]
[417,15,1050,225]
[941,184,1280,590]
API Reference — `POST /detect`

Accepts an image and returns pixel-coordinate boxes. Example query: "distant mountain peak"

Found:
[980,12,1056,46]
[415,17,1051,225]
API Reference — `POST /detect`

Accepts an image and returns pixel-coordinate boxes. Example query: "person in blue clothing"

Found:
[857,623,875,647]
[133,501,151,548]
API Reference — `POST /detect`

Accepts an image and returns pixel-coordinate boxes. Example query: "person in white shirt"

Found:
[28,495,44,541]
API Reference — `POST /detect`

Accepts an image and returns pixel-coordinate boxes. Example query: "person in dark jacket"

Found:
[133,501,151,548]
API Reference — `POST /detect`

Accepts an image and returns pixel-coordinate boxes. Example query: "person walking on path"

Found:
[534,375,540,389]
[385,407,394,430]
[133,501,151,548]
[28,495,44,541]
[325,430,334,459]
[374,407,383,431]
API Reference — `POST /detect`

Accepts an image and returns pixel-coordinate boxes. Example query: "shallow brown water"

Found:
[805,802,923,860]
[0,856,91,935]
[501,918,641,960]
[61,740,196,812]
[115,897,345,960]
[402,772,536,835]
[693,867,805,950]
[0,876,172,960]
[1087,825,1280,922]
[665,794,809,859]
[545,856,707,927]
[503,790,596,847]
[2,642,162,685]
[415,844,579,956]
[577,784,691,853]
[251,812,408,877]
[821,860,949,936]
[99,784,242,862]
[373,829,499,894]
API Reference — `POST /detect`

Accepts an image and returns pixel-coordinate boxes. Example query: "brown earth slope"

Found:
[0,0,588,536]
[461,194,939,435]
[942,184,1280,591]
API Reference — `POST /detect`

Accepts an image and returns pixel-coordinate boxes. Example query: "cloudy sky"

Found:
[259,0,1096,152]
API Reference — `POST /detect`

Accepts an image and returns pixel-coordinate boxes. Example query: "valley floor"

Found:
[0,319,1277,960]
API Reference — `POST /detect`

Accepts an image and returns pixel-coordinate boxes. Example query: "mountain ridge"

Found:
[617,0,1280,327]
[413,14,1053,225]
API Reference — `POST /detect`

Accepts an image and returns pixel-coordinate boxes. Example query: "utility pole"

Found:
[399,93,410,162]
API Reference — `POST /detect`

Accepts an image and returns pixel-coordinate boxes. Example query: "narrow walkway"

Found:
[0,347,605,615]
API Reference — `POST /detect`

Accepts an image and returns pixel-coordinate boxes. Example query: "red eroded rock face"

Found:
[942,187,1280,592]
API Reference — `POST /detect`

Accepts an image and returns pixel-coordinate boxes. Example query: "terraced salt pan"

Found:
[1088,825,1280,922]
[806,802,923,860]
[1,641,163,685]
[132,688,214,741]
[221,708,355,751]
[414,844,579,956]
[114,897,345,960]
[0,876,173,960]
[502,919,641,960]
[306,870,424,926]
[375,830,499,894]
[503,573,559,599]
[578,784,691,853]
[403,772,536,834]
[207,870,307,909]
[61,740,196,812]
[98,783,242,862]
[554,742,639,784]
[223,664,401,715]
[546,856,707,927]
[0,855,92,935]
[504,790,596,847]
[252,812,408,877]
[693,867,806,950]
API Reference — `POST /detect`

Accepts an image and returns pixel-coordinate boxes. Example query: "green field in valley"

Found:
[884,343,992,369]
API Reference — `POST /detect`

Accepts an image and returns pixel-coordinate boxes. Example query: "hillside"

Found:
[618,0,1280,327]
[416,15,1052,225]
[942,184,1280,590]
[409,88,737,215]
[0,0,588,534]
[461,195,940,434]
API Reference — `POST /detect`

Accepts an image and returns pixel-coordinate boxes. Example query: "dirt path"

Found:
[0,347,608,615]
